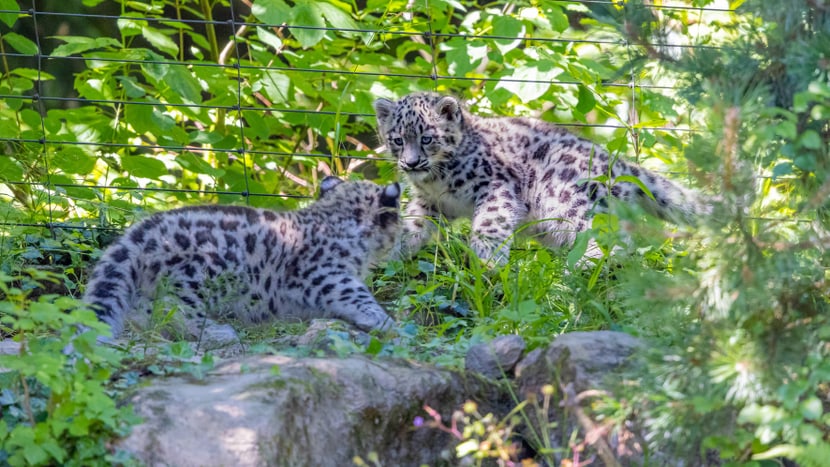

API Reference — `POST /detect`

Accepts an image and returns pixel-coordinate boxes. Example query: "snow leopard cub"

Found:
[84,177,400,342]
[373,92,705,265]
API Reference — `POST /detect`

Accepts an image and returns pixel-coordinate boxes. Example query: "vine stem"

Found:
[200,0,220,62]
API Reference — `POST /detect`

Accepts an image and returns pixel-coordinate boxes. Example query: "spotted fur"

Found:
[374,92,705,264]
[84,177,400,339]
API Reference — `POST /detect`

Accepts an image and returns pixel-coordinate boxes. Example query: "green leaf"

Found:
[292,3,326,48]
[0,0,19,28]
[799,130,822,149]
[121,155,168,179]
[39,438,66,463]
[251,0,292,25]
[164,66,203,103]
[365,336,383,355]
[243,111,269,139]
[491,16,525,55]
[442,38,487,76]
[125,102,154,134]
[256,69,291,104]
[141,52,169,82]
[50,36,121,57]
[615,174,656,200]
[545,4,569,32]
[4,32,38,55]
[117,15,145,37]
[317,2,359,31]
[567,232,590,269]
[141,26,179,57]
[256,26,283,52]
[177,152,225,177]
[52,147,97,175]
[576,85,596,115]
[114,75,144,98]
[0,156,23,181]
[496,63,561,103]
[800,396,823,420]
[794,154,816,172]
[10,68,55,81]
[20,108,41,129]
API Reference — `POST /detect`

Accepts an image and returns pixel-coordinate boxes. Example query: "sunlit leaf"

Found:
[121,155,168,179]
[251,0,292,25]
[0,0,19,28]
[0,156,23,181]
[576,85,596,115]
[50,36,121,57]
[4,32,38,55]
[141,26,179,58]
[10,68,55,81]
[495,63,561,103]
[292,2,326,48]
[256,26,283,52]
[491,16,525,55]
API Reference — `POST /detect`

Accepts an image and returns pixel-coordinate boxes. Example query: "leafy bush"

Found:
[604,0,830,463]
[0,271,138,466]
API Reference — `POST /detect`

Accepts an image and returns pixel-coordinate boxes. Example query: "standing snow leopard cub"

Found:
[373,92,706,265]
[84,177,400,343]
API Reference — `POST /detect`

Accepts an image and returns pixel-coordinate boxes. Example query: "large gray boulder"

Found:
[119,354,506,467]
[516,330,642,395]
[114,330,647,466]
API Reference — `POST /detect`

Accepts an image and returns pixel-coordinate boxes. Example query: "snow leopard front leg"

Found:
[312,274,394,332]
[398,197,439,259]
[471,187,528,266]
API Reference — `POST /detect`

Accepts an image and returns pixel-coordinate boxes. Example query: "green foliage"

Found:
[0,271,138,466]
[602,0,830,464]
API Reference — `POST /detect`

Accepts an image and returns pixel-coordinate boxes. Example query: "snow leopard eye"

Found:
[392,137,404,146]
[420,136,433,145]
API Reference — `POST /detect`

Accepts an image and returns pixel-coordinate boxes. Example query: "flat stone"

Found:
[465,334,526,379]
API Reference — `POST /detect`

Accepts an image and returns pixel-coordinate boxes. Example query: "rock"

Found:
[465,334,526,379]
[196,322,241,350]
[292,319,372,349]
[515,330,642,395]
[118,354,507,466]
[0,339,20,356]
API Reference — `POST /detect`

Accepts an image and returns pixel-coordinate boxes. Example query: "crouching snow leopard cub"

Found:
[374,92,707,265]
[83,177,400,344]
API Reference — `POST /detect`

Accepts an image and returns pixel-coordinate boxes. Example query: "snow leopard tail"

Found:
[82,235,143,339]
[615,162,710,226]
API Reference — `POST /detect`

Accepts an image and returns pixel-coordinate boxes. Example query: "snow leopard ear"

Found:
[380,182,401,208]
[373,98,396,129]
[436,96,462,123]
[319,176,344,197]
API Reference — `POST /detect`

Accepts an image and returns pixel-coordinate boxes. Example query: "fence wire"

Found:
[0,1,808,244]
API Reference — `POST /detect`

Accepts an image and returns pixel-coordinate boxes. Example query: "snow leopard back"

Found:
[83,177,401,338]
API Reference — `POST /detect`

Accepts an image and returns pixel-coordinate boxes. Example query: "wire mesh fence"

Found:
[0,0,806,250]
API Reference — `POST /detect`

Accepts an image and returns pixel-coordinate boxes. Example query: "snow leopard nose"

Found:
[401,147,421,169]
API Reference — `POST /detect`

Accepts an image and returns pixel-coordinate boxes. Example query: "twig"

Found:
[560,382,622,467]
